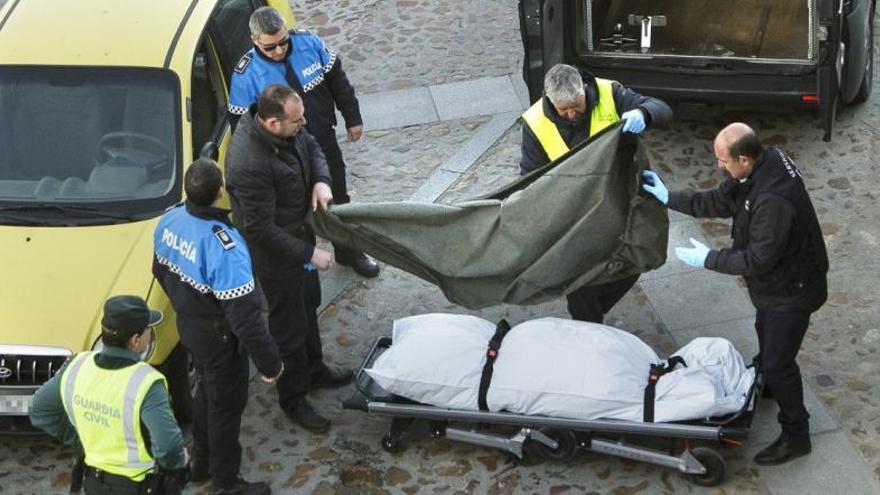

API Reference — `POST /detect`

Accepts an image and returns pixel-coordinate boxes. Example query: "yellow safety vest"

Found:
[59,352,166,481]
[522,77,620,162]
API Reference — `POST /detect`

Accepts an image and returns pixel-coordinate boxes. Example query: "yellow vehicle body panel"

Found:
[0,0,296,414]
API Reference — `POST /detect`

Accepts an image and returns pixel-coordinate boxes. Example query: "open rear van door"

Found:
[817,0,844,141]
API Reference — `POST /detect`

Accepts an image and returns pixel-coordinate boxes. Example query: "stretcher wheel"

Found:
[533,429,578,462]
[381,433,406,453]
[688,447,725,487]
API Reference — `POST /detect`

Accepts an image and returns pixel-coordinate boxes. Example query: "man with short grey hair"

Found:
[520,63,672,173]
[520,63,672,325]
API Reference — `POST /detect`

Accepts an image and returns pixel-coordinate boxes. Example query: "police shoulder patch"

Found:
[234,53,251,74]
[212,226,237,250]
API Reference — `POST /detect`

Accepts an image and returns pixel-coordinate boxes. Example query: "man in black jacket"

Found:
[228,6,379,279]
[642,122,829,466]
[153,159,283,495]
[225,85,352,434]
[520,63,673,324]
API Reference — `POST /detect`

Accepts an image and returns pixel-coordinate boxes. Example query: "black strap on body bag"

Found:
[643,356,687,422]
[477,319,512,411]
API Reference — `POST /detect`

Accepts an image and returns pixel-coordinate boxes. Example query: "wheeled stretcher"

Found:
[343,336,763,487]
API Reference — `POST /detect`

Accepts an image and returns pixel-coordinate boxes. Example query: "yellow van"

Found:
[0,0,294,428]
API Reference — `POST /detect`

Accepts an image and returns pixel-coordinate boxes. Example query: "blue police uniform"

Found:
[228,29,361,141]
[152,201,281,488]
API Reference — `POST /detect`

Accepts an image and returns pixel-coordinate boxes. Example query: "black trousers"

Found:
[82,469,142,495]
[314,131,359,261]
[566,274,640,324]
[755,307,811,438]
[259,271,324,410]
[183,326,249,487]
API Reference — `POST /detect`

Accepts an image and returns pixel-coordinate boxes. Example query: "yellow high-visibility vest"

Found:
[522,78,620,162]
[59,352,166,481]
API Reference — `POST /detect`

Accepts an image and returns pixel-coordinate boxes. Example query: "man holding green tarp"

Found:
[310,123,669,310]
[520,63,672,323]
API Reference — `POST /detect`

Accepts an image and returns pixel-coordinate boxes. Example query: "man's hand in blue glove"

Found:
[675,238,711,268]
[621,109,646,134]
[641,170,668,205]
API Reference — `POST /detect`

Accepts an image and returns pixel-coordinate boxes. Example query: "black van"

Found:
[519,0,875,140]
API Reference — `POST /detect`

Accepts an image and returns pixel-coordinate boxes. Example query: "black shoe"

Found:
[285,398,331,433]
[311,365,354,389]
[338,252,379,278]
[210,477,270,495]
[190,456,210,484]
[754,434,811,466]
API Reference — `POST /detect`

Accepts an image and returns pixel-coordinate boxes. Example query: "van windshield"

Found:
[0,67,182,224]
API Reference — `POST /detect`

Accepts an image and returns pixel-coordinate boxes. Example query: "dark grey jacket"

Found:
[225,106,331,278]
[520,77,673,173]
[668,147,828,312]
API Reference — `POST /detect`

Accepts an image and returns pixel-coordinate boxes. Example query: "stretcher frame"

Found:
[343,336,763,487]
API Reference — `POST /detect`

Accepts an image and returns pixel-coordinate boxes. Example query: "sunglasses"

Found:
[259,35,289,53]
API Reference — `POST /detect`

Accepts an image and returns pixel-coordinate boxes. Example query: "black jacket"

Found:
[520,77,673,173]
[668,147,829,312]
[152,202,283,377]
[225,107,332,278]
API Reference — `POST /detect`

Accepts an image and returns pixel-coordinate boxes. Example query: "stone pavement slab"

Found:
[640,269,756,330]
[355,86,438,130]
[429,76,524,121]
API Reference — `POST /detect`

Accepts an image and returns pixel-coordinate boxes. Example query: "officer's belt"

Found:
[83,465,145,489]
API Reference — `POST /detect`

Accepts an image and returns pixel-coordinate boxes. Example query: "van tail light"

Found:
[801,94,819,104]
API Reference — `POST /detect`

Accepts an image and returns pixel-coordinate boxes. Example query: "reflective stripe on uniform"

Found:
[60,353,91,431]
[122,364,161,470]
[521,77,621,162]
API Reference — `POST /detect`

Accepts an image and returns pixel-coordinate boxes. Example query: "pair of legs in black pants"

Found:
[259,271,324,411]
[566,274,640,324]
[183,326,250,488]
[755,307,811,438]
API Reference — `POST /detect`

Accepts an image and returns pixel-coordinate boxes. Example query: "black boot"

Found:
[754,433,811,466]
[210,477,271,495]
[285,398,331,433]
[337,252,379,278]
[311,364,354,389]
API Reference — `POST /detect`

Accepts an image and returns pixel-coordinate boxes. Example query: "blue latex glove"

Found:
[675,238,710,268]
[304,263,316,271]
[641,170,669,205]
[621,109,646,134]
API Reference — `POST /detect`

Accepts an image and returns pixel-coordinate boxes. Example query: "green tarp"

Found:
[310,124,669,309]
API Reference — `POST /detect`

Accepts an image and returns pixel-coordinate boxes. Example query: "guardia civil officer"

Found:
[153,159,284,495]
[641,123,828,465]
[29,295,188,494]
[520,63,672,324]
[228,6,379,278]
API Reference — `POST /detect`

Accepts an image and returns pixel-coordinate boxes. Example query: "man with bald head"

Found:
[641,123,828,466]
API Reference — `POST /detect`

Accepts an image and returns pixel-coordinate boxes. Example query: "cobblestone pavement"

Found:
[295,0,522,94]
[2,2,879,494]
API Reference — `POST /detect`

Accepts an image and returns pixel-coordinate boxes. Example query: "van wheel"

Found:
[851,6,874,104]
[164,344,196,425]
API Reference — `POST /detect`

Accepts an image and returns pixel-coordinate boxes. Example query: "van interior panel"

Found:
[585,0,812,60]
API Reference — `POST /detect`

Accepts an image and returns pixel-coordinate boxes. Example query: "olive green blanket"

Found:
[310,125,668,309]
